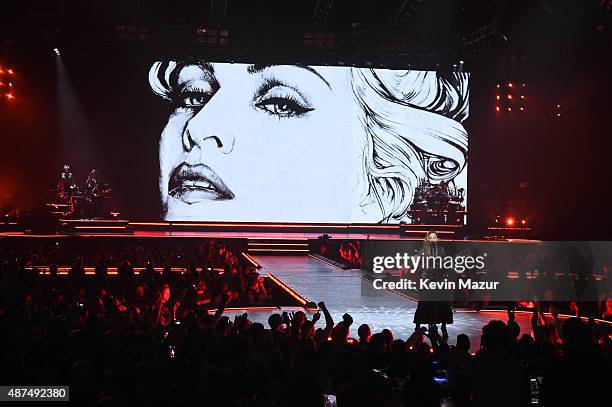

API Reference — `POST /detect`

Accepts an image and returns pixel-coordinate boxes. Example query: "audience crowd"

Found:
[0,239,610,406]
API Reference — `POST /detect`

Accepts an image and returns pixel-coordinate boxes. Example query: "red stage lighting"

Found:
[521,219,526,225]
[496,94,500,100]
[495,106,500,112]
[507,107,512,112]
[496,83,500,88]
[508,82,513,87]
[519,107,524,111]
[506,217,514,226]
[507,94,513,100]
[6,93,14,100]
[520,95,525,99]
[8,69,13,74]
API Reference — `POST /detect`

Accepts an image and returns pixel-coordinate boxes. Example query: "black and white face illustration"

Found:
[149,61,469,223]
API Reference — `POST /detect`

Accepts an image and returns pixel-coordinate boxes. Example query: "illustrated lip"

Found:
[168,163,235,203]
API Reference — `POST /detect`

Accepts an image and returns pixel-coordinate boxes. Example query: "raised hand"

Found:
[312,311,321,323]
[235,312,248,330]
[281,311,290,325]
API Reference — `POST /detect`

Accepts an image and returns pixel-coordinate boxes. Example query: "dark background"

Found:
[1,0,611,239]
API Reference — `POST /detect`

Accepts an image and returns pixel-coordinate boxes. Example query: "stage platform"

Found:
[20,254,606,352]
[218,255,609,352]
[4,218,478,239]
[1,226,605,351]
[2,230,468,240]
[2,219,536,241]
[1,218,539,259]
[0,227,537,258]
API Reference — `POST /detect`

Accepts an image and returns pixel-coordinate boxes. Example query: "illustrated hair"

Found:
[149,61,177,99]
[350,69,469,223]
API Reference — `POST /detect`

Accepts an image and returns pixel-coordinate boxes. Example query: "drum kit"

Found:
[55,167,112,219]
[408,179,466,225]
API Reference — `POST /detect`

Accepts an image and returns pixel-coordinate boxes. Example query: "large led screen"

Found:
[147,61,470,223]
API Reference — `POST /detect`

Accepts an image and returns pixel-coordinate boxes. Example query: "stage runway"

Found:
[245,256,536,352]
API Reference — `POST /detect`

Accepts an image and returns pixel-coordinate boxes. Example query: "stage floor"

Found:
[0,230,537,242]
[231,255,537,352]
[1,230,410,239]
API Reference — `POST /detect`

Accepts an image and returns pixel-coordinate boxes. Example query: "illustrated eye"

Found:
[177,91,212,108]
[255,96,313,118]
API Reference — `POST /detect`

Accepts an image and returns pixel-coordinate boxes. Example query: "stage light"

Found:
[507,107,512,112]
[521,83,526,87]
[520,95,524,99]
[496,94,500,100]
[519,107,524,111]
[6,93,14,100]
[521,219,526,225]
[7,69,13,74]
[53,48,61,56]
[506,218,514,226]
[508,82,513,87]
[496,83,500,88]
[507,94,512,100]
[495,106,500,112]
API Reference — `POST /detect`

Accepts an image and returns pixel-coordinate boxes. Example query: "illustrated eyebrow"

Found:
[175,62,215,85]
[195,62,215,76]
[173,62,217,93]
[247,64,331,89]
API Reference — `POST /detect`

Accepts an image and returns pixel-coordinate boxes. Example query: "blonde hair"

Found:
[350,69,469,222]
